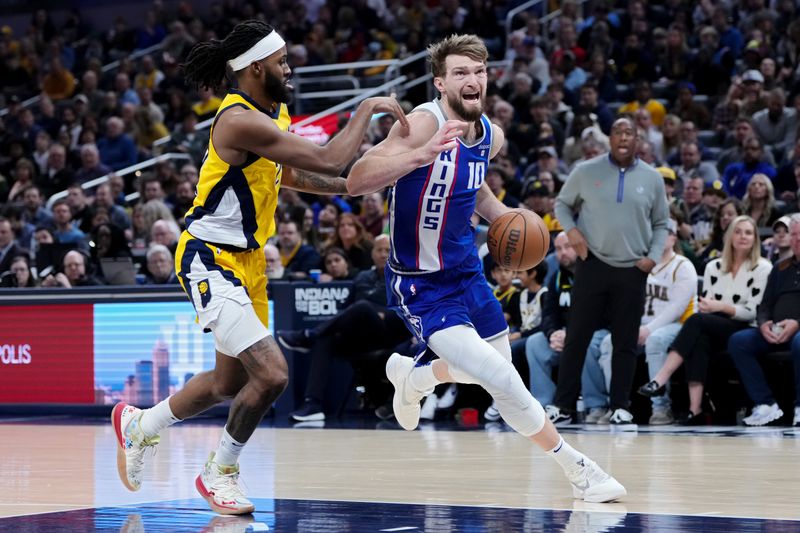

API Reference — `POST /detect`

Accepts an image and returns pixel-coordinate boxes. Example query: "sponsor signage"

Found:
[0,304,94,403]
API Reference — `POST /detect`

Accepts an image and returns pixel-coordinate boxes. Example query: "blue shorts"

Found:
[386,253,507,346]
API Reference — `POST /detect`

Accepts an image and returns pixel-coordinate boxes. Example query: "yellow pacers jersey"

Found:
[185,89,290,250]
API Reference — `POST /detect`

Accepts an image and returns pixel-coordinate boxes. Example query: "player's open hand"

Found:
[420,119,467,163]
[365,96,409,132]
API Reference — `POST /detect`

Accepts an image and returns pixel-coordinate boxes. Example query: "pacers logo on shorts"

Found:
[198,279,212,308]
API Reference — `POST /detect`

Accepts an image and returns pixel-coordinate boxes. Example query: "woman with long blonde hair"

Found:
[742,173,779,228]
[638,215,772,424]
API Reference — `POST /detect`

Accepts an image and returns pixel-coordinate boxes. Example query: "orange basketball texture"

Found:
[487,211,550,270]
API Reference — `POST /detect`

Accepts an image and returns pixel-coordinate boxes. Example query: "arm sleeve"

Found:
[647,178,670,263]
[756,267,779,326]
[554,166,583,233]
[646,261,697,331]
[733,261,772,322]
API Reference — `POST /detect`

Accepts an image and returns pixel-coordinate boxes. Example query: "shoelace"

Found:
[570,459,608,488]
[127,428,160,472]
[210,469,250,501]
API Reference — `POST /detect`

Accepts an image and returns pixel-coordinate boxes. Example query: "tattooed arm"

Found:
[281,167,348,195]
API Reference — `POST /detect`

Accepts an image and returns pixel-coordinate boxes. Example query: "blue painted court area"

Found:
[1,498,797,532]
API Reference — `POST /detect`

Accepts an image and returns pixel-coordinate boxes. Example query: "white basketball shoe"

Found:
[567,457,627,503]
[196,452,255,515]
[386,353,429,430]
[112,402,160,491]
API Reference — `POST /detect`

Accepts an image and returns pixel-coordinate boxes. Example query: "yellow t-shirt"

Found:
[617,99,667,126]
[192,96,223,119]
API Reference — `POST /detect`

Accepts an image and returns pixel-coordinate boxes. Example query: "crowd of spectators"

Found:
[0,0,798,425]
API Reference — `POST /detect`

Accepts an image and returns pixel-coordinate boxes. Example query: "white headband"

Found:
[227,32,286,71]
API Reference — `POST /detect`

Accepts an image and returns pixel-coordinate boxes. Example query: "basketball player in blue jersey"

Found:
[348,34,626,503]
[110,20,408,515]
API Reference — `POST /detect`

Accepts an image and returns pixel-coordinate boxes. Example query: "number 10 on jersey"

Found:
[468,161,485,190]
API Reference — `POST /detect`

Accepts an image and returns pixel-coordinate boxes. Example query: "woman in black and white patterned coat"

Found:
[638,215,772,424]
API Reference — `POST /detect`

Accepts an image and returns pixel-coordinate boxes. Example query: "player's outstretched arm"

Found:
[281,167,347,195]
[235,97,408,176]
[348,114,467,196]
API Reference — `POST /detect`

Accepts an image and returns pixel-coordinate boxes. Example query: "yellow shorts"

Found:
[174,231,269,331]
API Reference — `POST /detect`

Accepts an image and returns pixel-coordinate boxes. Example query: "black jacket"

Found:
[284,244,321,277]
[352,266,387,307]
[541,265,574,340]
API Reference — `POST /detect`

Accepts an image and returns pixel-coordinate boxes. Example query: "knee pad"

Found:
[211,299,269,357]
[428,325,545,436]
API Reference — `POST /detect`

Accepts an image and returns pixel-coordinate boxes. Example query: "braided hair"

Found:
[183,20,275,92]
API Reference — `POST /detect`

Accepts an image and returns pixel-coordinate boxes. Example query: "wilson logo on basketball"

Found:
[501,229,521,267]
[0,344,31,364]
[487,211,550,270]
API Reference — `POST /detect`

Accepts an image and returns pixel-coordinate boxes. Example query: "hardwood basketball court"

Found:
[1,418,798,531]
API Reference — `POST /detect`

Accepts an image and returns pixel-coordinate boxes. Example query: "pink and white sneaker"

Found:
[111,402,160,491]
[196,452,255,515]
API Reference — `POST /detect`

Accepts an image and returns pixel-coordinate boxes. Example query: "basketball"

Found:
[487,210,550,270]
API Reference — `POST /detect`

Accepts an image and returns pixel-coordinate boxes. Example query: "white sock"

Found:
[546,437,586,473]
[215,427,246,466]
[139,397,181,438]
[408,363,440,392]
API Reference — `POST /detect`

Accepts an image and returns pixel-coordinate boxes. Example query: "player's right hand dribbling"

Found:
[420,120,468,163]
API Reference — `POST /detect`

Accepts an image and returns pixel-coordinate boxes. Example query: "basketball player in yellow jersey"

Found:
[110,20,408,515]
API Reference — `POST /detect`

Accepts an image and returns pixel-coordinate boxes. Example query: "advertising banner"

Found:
[93,301,273,406]
[0,304,94,403]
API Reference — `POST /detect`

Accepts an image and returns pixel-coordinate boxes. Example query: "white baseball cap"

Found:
[742,69,765,84]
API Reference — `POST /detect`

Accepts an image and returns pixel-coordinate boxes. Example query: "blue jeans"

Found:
[644,323,682,410]
[600,323,682,410]
[526,329,609,408]
[728,328,800,407]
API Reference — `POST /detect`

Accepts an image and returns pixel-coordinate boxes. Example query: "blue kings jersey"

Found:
[388,99,493,273]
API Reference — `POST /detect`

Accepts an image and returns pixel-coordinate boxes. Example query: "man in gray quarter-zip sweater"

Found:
[548,117,670,426]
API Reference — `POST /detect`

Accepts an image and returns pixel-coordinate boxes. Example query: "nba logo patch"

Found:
[198,279,212,308]
[410,284,417,295]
